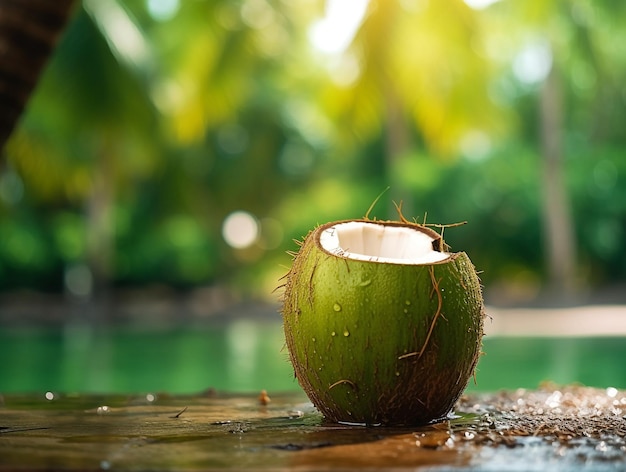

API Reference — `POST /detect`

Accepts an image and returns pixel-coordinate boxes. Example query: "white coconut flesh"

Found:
[319,221,450,265]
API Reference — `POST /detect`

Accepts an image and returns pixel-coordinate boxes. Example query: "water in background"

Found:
[1,319,625,394]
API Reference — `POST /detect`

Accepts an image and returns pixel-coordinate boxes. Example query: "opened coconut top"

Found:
[318,220,451,265]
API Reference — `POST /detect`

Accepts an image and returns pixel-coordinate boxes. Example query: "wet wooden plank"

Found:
[1,385,624,471]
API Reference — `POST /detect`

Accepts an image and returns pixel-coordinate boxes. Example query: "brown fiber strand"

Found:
[328,379,357,391]
[272,283,286,294]
[364,186,390,220]
[307,257,318,307]
[392,200,412,225]
[423,221,468,229]
[418,266,444,359]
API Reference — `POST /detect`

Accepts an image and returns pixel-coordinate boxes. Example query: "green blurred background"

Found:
[3,0,626,304]
[1,0,626,394]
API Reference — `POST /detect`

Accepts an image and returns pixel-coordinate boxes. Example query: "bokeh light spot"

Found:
[240,0,274,30]
[222,211,259,249]
[309,0,369,54]
[259,217,284,250]
[592,160,618,193]
[513,41,552,84]
[146,0,180,22]
[64,264,93,298]
[460,130,492,161]
[0,170,23,206]
[464,0,502,9]
[279,141,315,176]
[217,124,249,155]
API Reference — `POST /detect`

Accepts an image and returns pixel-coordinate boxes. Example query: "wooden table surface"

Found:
[1,384,624,471]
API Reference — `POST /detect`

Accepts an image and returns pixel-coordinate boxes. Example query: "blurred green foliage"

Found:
[1,0,625,301]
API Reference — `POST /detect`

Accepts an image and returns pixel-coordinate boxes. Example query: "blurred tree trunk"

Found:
[0,0,75,150]
[86,137,115,305]
[539,64,578,299]
[384,86,413,219]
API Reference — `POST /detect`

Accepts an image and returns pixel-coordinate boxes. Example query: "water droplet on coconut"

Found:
[403,308,408,314]
[331,331,336,337]
[359,279,372,287]
[343,329,350,337]
[333,303,342,312]
[405,300,411,305]
[312,337,316,342]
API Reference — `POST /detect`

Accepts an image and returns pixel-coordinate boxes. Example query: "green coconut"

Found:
[281,218,485,426]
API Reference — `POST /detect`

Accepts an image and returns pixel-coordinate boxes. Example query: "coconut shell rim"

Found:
[312,218,458,265]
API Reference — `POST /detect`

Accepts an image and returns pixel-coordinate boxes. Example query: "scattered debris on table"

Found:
[1,384,624,471]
